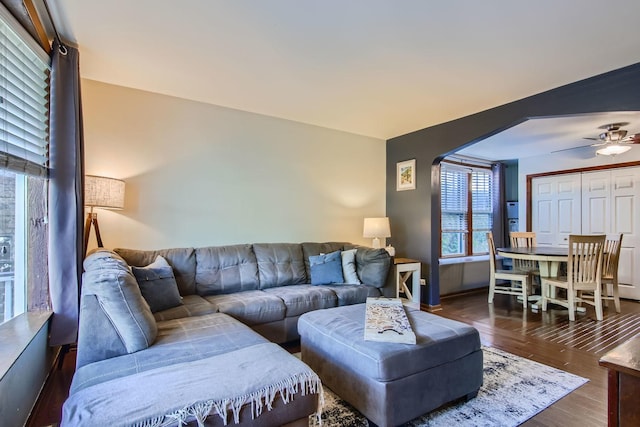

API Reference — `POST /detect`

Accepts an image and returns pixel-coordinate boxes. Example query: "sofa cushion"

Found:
[355,247,391,287]
[302,242,347,278]
[83,248,130,272]
[195,245,260,295]
[341,249,361,284]
[205,290,286,326]
[64,341,320,427]
[152,294,217,321]
[115,247,197,296]
[254,243,306,288]
[320,284,380,306]
[82,268,157,355]
[70,312,267,393]
[263,285,337,317]
[309,251,344,285]
[132,256,183,313]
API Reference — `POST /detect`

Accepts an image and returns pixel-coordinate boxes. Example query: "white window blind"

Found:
[0,4,50,177]
[441,163,493,257]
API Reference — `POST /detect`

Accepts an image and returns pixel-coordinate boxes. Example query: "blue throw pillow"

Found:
[132,256,183,313]
[309,250,345,285]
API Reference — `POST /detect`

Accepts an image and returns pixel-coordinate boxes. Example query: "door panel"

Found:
[532,173,581,247]
[610,168,640,299]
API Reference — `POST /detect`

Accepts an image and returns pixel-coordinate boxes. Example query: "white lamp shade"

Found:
[596,144,632,156]
[85,175,126,209]
[363,217,391,238]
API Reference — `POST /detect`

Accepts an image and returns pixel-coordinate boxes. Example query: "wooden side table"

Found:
[394,258,421,305]
[599,333,640,426]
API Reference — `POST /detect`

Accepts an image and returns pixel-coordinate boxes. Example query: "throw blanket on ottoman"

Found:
[364,297,416,344]
[61,342,323,427]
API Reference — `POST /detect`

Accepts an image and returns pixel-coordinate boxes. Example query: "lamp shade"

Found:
[363,217,391,238]
[596,144,631,156]
[85,175,125,209]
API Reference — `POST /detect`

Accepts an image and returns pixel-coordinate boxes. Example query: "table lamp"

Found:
[84,175,125,255]
[363,217,391,249]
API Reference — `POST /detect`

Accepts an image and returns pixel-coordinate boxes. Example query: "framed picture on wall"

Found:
[396,159,416,191]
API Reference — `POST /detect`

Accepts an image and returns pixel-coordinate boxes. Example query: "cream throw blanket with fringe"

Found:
[61,342,323,427]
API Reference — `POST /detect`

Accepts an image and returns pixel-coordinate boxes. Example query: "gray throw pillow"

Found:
[309,250,344,285]
[341,249,361,284]
[132,256,183,313]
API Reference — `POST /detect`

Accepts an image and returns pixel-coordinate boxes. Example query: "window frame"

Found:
[440,161,494,258]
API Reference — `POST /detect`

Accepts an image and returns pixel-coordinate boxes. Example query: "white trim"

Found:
[439,254,490,265]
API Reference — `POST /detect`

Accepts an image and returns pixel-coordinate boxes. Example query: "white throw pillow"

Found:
[341,249,361,284]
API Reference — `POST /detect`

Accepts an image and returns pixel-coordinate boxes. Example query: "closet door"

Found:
[580,167,640,299]
[532,173,582,246]
[610,167,640,299]
[581,170,610,235]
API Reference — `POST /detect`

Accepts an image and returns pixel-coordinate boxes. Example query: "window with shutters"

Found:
[441,163,493,258]
[0,4,50,324]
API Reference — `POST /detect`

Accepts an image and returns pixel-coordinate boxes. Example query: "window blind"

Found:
[0,4,50,177]
[441,163,494,257]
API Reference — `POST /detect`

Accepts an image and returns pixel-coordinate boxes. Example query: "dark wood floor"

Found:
[27,290,640,427]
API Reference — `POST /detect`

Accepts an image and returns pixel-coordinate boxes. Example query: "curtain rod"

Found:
[41,0,66,54]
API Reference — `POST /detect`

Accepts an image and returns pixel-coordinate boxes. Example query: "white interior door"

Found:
[532,173,581,246]
[537,167,640,300]
[610,168,640,299]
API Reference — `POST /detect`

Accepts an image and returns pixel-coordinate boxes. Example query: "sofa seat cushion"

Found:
[70,312,266,393]
[298,304,481,382]
[263,284,338,317]
[254,243,307,288]
[319,284,381,306]
[115,247,197,296]
[63,342,321,427]
[195,244,260,295]
[205,290,286,325]
[153,294,217,321]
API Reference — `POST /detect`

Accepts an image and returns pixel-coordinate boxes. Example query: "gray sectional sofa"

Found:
[61,242,392,426]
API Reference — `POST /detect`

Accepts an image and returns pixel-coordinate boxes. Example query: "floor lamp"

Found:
[84,175,125,256]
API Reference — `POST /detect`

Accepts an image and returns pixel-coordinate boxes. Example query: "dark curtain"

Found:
[48,40,84,346]
[492,163,507,248]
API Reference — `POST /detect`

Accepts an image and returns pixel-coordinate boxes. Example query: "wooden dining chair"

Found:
[541,234,605,321]
[487,232,530,307]
[580,234,623,313]
[509,231,539,276]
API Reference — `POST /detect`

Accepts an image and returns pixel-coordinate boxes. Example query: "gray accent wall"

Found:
[386,62,640,306]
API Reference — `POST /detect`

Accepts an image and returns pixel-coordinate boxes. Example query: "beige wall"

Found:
[82,80,386,250]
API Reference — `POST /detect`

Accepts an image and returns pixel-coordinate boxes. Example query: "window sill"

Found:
[0,311,52,381]
[439,255,490,265]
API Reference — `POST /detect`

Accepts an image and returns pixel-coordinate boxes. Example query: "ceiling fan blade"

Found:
[583,137,599,141]
[551,144,596,154]
[621,133,640,144]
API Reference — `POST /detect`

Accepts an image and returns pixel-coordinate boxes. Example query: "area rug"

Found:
[308,346,588,427]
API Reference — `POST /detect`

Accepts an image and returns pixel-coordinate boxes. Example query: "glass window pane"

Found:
[472,231,489,254]
[442,232,466,257]
[0,169,47,324]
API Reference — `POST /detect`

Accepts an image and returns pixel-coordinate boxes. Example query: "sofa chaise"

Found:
[61,242,392,426]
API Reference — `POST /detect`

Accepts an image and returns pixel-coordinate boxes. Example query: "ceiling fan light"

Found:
[596,144,632,156]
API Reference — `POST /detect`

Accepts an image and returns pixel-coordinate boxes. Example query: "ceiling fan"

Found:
[585,122,640,145]
[552,122,640,155]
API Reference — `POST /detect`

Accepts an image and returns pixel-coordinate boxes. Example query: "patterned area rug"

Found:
[308,346,588,427]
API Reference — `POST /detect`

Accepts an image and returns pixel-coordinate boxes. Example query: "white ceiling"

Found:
[456,112,640,161]
[49,0,640,141]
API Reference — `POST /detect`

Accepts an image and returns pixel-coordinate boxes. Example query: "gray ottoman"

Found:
[298,304,482,427]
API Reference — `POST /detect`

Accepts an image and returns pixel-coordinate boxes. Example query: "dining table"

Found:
[496,246,585,311]
[496,246,569,278]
